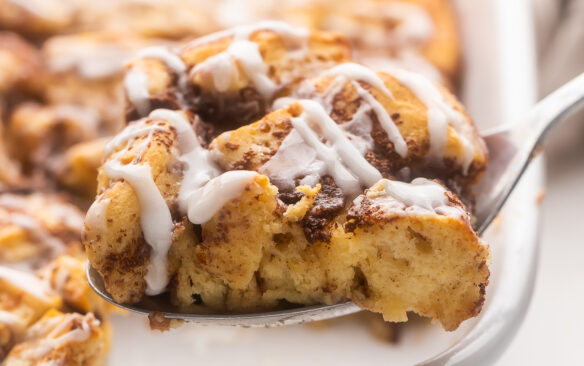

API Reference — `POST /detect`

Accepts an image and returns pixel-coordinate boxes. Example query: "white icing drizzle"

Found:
[305,63,408,158]
[260,129,322,190]
[359,178,468,219]
[104,119,166,156]
[353,82,407,157]
[187,170,259,224]
[0,266,55,302]
[125,21,310,115]
[124,69,151,116]
[137,47,186,74]
[104,160,174,296]
[148,109,220,213]
[262,99,381,197]
[193,51,238,93]
[0,193,83,233]
[323,63,393,98]
[53,263,71,293]
[101,115,177,295]
[124,47,186,117]
[190,21,310,98]
[84,197,111,233]
[23,313,99,360]
[388,68,475,174]
[192,39,276,98]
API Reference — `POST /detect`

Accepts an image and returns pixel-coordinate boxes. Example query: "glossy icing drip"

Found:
[101,115,178,295]
[148,109,220,213]
[187,170,259,224]
[124,47,186,117]
[104,160,174,296]
[262,99,381,197]
[124,69,151,116]
[357,177,468,219]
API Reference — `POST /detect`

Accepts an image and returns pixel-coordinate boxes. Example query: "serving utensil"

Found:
[87,72,584,327]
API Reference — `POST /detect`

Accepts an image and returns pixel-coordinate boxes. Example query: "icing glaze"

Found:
[99,109,248,295]
[124,47,186,117]
[356,177,468,219]
[192,39,277,97]
[124,70,151,117]
[295,63,408,158]
[323,63,393,98]
[262,99,381,197]
[85,197,111,233]
[187,170,259,224]
[104,160,174,296]
[148,109,220,213]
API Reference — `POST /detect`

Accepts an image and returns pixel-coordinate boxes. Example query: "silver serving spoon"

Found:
[87,72,584,327]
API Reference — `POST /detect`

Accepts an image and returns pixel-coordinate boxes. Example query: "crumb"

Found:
[535,188,546,204]
[148,312,184,332]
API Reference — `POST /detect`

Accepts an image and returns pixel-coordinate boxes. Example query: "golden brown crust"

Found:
[125,28,351,129]
[86,102,489,330]
[84,117,181,304]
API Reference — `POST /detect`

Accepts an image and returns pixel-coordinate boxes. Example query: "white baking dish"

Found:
[107,1,543,364]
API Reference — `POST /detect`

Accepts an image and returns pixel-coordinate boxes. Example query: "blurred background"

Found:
[499,0,584,364]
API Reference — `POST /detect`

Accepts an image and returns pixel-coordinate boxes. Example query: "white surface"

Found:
[108,1,542,365]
